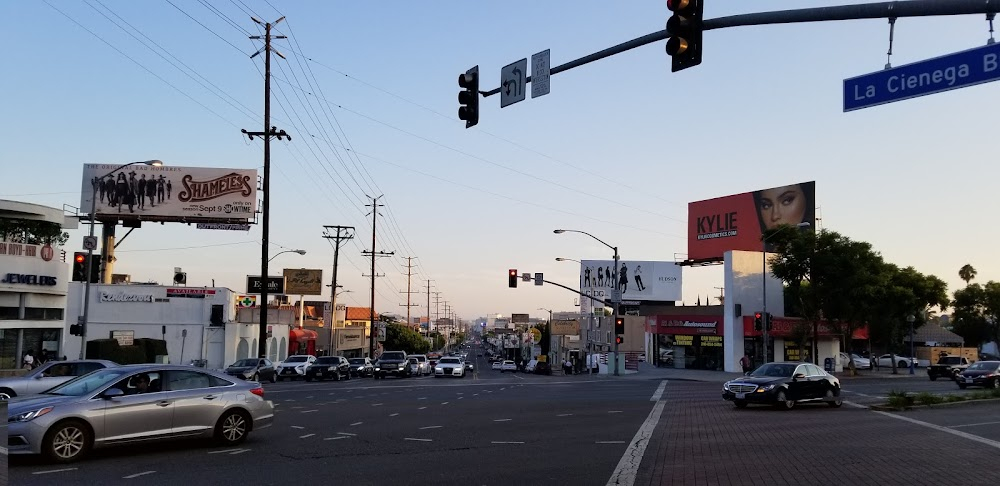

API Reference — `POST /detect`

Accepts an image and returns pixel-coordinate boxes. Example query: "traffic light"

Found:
[69,324,83,336]
[72,252,87,282]
[765,312,773,331]
[754,312,763,332]
[508,269,518,288]
[458,65,480,128]
[88,254,103,284]
[615,336,624,345]
[666,0,704,72]
[614,317,625,335]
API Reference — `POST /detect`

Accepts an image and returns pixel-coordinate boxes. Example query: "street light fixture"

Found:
[79,160,164,359]
[555,257,581,263]
[554,228,620,376]
[268,249,306,263]
[761,222,810,365]
[906,314,916,375]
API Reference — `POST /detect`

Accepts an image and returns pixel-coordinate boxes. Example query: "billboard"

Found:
[81,164,257,223]
[579,260,682,314]
[550,320,580,336]
[283,269,323,295]
[688,181,815,261]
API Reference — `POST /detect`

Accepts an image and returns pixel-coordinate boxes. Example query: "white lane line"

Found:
[441,401,450,405]
[301,409,318,414]
[596,441,627,444]
[284,399,296,402]
[473,393,479,396]
[557,413,574,417]
[650,380,668,401]
[608,410,623,414]
[405,437,433,442]
[418,397,427,400]
[418,406,427,410]
[306,396,314,399]
[951,421,1000,428]
[843,401,868,409]
[606,380,668,486]
[290,425,305,429]
[389,413,400,417]
[350,422,363,426]
[33,468,78,475]
[337,432,356,436]
[208,448,247,454]
[493,418,512,422]
[491,441,524,444]
[500,388,506,391]
[420,425,443,430]
[372,403,384,407]
[291,406,304,409]
[324,436,349,441]
[874,411,1000,449]
[458,396,465,399]
[0,446,7,456]
[229,449,251,455]
[329,392,337,395]
[300,433,316,439]
[123,471,156,479]
[512,374,524,380]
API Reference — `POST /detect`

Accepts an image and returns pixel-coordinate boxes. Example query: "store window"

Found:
[655,334,724,370]
[22,308,64,320]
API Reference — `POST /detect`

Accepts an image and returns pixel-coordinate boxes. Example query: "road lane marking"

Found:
[372,403,384,407]
[606,380,668,486]
[608,410,623,414]
[874,411,1000,450]
[420,425,443,429]
[300,433,316,438]
[337,432,356,436]
[557,413,573,417]
[418,397,427,400]
[512,374,524,380]
[0,446,7,456]
[650,380,667,401]
[306,396,314,399]
[596,441,627,444]
[291,406,304,409]
[350,422,363,426]
[389,413,400,417]
[493,418,512,422]
[325,436,349,440]
[209,448,248,454]
[229,449,251,455]
[419,406,427,410]
[491,441,524,444]
[123,471,156,479]
[405,438,433,442]
[441,401,450,405]
[843,401,867,409]
[951,421,1000,428]
[458,396,465,399]
[290,425,305,429]
[33,468,78,475]
[301,409,318,413]
[473,393,479,396]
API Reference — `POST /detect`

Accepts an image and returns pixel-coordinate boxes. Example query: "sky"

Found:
[3,1,998,323]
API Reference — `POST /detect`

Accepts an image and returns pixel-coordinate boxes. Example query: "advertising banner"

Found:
[81,164,257,222]
[336,328,365,350]
[246,276,285,295]
[687,181,816,261]
[579,260,681,312]
[646,315,723,335]
[282,269,323,295]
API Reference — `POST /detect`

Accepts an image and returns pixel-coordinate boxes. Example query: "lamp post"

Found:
[555,229,620,376]
[267,249,306,263]
[79,160,163,359]
[907,314,916,375]
[761,222,810,365]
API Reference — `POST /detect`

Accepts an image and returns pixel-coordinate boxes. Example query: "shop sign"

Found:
[701,335,723,347]
[1,273,57,286]
[337,329,364,350]
[166,288,216,298]
[110,330,134,346]
[648,316,721,335]
[100,291,153,303]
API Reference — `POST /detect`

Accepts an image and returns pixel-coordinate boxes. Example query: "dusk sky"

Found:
[4,1,997,321]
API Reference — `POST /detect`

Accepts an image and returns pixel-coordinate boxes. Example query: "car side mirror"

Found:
[102,388,125,400]
[744,371,751,376]
[793,373,806,380]
[34,374,44,379]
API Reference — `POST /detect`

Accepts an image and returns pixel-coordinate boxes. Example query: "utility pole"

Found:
[443,301,450,351]
[323,225,354,354]
[243,16,290,360]
[432,291,442,342]
[399,257,418,329]
[424,279,433,339]
[364,195,393,359]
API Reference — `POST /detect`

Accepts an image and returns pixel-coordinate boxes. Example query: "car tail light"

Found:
[250,387,264,397]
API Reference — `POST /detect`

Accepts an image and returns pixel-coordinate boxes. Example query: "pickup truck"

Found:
[927,356,971,381]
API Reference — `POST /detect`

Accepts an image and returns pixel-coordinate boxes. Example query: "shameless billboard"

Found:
[81,164,257,222]
[687,181,815,261]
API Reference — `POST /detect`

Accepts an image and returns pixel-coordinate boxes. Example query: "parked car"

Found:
[276,355,316,381]
[6,364,274,463]
[491,361,503,371]
[374,351,411,379]
[348,357,374,377]
[434,357,466,378]
[525,359,538,373]
[722,362,843,410]
[927,355,971,381]
[0,360,118,401]
[407,354,432,376]
[956,361,1000,389]
[305,356,351,381]
[225,358,277,383]
[876,354,927,369]
[500,360,517,373]
[838,352,871,370]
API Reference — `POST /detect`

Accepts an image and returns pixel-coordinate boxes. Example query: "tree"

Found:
[959,264,978,286]
[952,281,1000,347]
[383,323,429,354]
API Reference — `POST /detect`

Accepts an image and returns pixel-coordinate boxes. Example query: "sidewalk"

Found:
[623,362,743,383]
[833,366,928,380]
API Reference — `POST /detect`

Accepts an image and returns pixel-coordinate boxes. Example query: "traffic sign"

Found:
[844,42,1000,112]
[82,236,98,251]
[501,58,527,108]
[531,49,551,98]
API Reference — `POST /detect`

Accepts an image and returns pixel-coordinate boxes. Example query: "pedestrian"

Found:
[871,354,880,371]
[22,351,34,370]
[740,353,751,373]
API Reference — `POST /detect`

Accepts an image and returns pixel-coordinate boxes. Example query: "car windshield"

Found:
[232,359,257,367]
[45,368,133,396]
[285,356,308,363]
[382,352,406,360]
[939,356,963,364]
[315,357,339,364]
[349,359,367,364]
[749,363,797,378]
[408,355,426,362]
[967,361,1000,371]
[440,358,460,364]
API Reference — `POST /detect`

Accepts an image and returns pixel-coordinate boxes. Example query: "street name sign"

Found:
[501,58,527,108]
[844,42,1000,112]
[531,49,551,98]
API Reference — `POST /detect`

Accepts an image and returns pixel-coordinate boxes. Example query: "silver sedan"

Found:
[7,364,274,463]
[0,359,118,401]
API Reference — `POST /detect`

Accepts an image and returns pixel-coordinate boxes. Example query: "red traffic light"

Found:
[75,254,86,263]
[754,312,762,319]
[667,0,690,11]
[615,336,624,344]
[509,269,517,276]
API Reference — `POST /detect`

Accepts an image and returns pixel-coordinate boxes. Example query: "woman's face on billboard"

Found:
[758,185,806,230]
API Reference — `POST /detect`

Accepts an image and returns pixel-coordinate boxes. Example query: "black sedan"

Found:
[225,358,277,383]
[722,362,842,410]
[305,356,351,382]
[348,357,374,377]
[957,360,1000,389]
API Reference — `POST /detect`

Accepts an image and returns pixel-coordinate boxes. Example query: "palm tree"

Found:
[959,264,977,286]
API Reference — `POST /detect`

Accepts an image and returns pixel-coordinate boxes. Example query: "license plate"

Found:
[735,393,746,399]
[966,378,974,384]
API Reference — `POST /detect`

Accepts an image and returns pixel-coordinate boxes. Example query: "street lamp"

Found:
[906,314,916,375]
[79,160,163,359]
[555,228,620,376]
[268,249,306,262]
[761,222,810,365]
[555,257,581,263]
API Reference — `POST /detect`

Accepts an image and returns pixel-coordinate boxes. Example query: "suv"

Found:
[407,354,431,376]
[306,356,351,381]
[374,351,412,379]
[276,355,317,381]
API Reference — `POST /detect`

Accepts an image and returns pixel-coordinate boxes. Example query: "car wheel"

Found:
[44,420,91,463]
[993,379,1000,390]
[774,390,794,410]
[733,400,748,409]
[215,410,251,446]
[929,375,937,381]
[825,388,843,408]
[251,373,259,382]
[0,388,16,401]
[958,383,967,389]
[269,373,276,384]
[334,372,340,381]
[898,360,908,368]
[345,372,351,380]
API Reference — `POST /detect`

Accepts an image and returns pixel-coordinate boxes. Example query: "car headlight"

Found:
[11,406,53,423]
[723,382,730,391]
[375,367,381,371]
[758,384,776,391]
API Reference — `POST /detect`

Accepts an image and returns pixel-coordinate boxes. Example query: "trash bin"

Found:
[824,357,834,372]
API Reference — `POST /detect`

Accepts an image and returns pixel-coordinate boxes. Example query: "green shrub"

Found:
[886,390,914,408]
[915,392,943,406]
[944,394,966,403]
[86,339,121,361]
[114,345,149,365]
[133,338,168,362]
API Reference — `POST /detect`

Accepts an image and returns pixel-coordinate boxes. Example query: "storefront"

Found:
[646,315,725,371]
[333,327,365,358]
[741,315,869,369]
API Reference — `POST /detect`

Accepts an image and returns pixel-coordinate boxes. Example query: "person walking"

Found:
[740,353,752,373]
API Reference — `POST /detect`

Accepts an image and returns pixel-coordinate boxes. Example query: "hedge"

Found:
[86,338,169,364]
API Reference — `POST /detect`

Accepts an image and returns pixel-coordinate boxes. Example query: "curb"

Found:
[873,397,1000,411]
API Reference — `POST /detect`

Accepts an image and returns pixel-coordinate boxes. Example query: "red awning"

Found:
[289,328,319,342]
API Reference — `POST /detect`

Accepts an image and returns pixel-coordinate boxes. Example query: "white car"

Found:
[276,355,316,380]
[500,360,517,373]
[491,361,503,371]
[877,354,928,369]
[838,352,871,370]
[434,357,466,378]
[407,354,432,376]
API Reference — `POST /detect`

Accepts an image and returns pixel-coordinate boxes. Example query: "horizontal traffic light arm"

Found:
[479,0,999,97]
